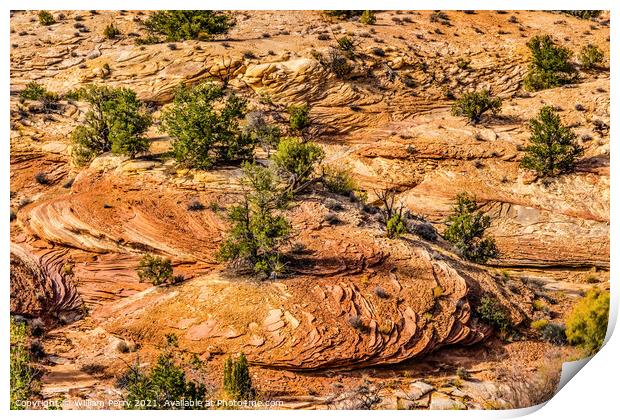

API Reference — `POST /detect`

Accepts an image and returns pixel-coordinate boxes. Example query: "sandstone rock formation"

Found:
[9,9,609,409]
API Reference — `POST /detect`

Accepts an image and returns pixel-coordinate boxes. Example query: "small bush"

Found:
[161,82,254,169]
[322,165,357,195]
[520,106,583,177]
[38,11,55,26]
[579,44,604,69]
[324,11,364,20]
[386,213,407,239]
[137,254,173,286]
[70,85,152,165]
[451,89,502,124]
[288,104,311,132]
[143,10,234,42]
[121,352,207,409]
[477,296,512,333]
[324,212,341,225]
[374,286,389,299]
[444,193,498,263]
[34,172,49,185]
[324,198,344,211]
[103,23,121,39]
[566,288,609,356]
[531,319,549,330]
[360,10,377,25]
[187,199,205,211]
[348,315,366,331]
[336,36,355,53]
[11,319,38,409]
[273,137,324,190]
[456,57,471,69]
[532,299,547,312]
[540,323,567,345]
[325,48,353,79]
[371,47,385,57]
[412,221,438,241]
[223,353,254,400]
[430,11,451,26]
[562,11,602,20]
[523,35,577,91]
[20,81,59,111]
[20,82,46,100]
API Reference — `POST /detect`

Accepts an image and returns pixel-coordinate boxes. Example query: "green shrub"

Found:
[71,85,152,165]
[161,82,255,169]
[532,299,547,312]
[477,296,512,332]
[562,10,602,20]
[137,254,173,286]
[20,81,47,100]
[360,10,377,25]
[144,10,233,42]
[218,163,291,277]
[566,288,609,356]
[288,104,311,132]
[520,106,583,177]
[336,36,355,53]
[135,34,161,45]
[579,44,604,70]
[324,11,363,20]
[273,137,324,190]
[451,89,502,124]
[444,193,498,263]
[104,23,121,39]
[38,11,55,26]
[322,165,357,195]
[531,319,549,330]
[20,82,59,113]
[386,213,407,239]
[223,353,254,400]
[523,35,577,91]
[11,319,38,409]
[122,352,206,409]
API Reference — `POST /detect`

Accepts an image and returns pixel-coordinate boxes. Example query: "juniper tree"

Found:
[444,193,498,263]
[288,104,311,132]
[520,106,583,176]
[122,352,207,409]
[273,137,324,191]
[223,353,254,400]
[161,82,256,169]
[579,44,604,70]
[523,35,577,91]
[71,85,152,165]
[143,10,233,42]
[451,89,502,124]
[137,254,173,286]
[218,163,291,277]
